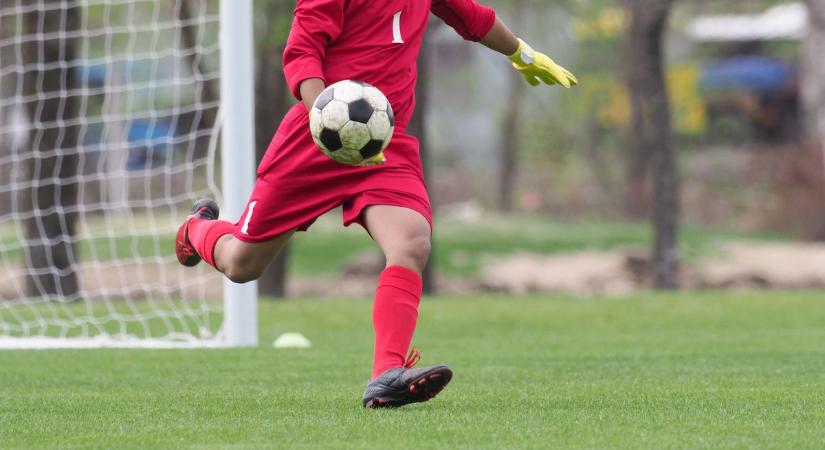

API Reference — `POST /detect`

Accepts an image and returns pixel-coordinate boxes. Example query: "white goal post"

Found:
[0,0,258,348]
[219,0,258,347]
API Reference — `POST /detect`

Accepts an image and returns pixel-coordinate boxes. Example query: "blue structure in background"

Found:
[700,56,797,94]
[74,62,178,171]
[698,54,800,140]
[125,119,175,170]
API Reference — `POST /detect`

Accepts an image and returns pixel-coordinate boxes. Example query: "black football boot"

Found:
[363,349,453,408]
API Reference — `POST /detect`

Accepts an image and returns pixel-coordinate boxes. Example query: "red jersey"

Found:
[283,0,496,129]
[232,0,496,242]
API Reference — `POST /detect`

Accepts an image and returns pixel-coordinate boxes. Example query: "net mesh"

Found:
[0,0,227,348]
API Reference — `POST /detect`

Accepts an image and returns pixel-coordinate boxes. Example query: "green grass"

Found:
[0,299,222,340]
[1,291,823,449]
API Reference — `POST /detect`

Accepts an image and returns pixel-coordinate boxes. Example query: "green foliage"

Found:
[255,0,294,50]
[1,292,823,448]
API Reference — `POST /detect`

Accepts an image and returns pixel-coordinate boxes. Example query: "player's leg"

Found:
[212,231,293,283]
[364,205,431,376]
[176,199,293,284]
[365,204,432,273]
[361,205,452,408]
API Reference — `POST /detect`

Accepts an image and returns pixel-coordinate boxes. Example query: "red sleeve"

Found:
[431,0,497,42]
[282,0,345,100]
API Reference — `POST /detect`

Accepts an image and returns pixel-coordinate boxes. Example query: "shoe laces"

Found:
[403,347,421,368]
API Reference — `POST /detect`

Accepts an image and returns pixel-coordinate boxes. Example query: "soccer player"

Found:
[175,0,576,408]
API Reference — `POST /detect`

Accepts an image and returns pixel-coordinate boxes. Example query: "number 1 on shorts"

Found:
[392,12,404,44]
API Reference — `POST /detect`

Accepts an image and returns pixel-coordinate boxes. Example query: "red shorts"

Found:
[233,104,431,243]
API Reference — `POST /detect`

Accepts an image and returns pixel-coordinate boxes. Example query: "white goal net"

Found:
[0,0,251,348]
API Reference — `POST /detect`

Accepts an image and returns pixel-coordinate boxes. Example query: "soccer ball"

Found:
[309,80,395,166]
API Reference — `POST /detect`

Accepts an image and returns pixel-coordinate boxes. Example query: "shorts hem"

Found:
[343,192,433,233]
[232,222,310,244]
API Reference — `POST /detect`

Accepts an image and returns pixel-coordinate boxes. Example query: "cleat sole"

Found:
[175,217,201,267]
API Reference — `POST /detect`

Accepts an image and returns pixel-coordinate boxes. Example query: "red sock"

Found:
[187,219,234,268]
[372,266,422,379]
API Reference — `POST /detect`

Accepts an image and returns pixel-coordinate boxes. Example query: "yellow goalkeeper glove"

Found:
[358,151,386,167]
[508,39,578,88]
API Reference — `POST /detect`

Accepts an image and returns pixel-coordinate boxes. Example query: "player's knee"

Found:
[224,266,264,284]
[224,271,254,284]
[391,235,431,271]
[222,256,265,284]
[412,235,432,265]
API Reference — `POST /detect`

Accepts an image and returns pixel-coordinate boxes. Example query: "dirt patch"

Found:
[696,242,825,289]
[481,241,825,294]
[481,251,636,295]
[3,241,824,300]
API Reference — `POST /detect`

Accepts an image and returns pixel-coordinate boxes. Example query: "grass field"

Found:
[1,291,823,449]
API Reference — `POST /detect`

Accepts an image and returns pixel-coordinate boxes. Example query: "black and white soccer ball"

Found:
[309,80,395,166]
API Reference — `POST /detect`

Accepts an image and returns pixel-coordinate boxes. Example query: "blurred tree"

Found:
[253,0,294,298]
[497,3,526,213]
[622,0,680,288]
[803,0,825,239]
[803,0,825,165]
[179,0,219,134]
[0,13,15,213]
[498,69,525,212]
[21,0,81,299]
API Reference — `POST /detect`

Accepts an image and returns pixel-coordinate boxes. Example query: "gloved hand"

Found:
[359,151,386,167]
[508,39,578,88]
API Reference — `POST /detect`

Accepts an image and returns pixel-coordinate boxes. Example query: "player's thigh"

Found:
[363,205,431,261]
[218,230,294,275]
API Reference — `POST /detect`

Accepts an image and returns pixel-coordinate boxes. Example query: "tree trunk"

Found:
[21,0,81,300]
[498,69,525,212]
[254,0,292,298]
[585,108,616,204]
[623,69,650,218]
[803,0,825,172]
[622,0,680,289]
[0,14,16,215]
[409,22,437,294]
[179,0,219,133]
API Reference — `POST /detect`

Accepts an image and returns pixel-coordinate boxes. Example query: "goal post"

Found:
[0,0,258,348]
[219,0,258,348]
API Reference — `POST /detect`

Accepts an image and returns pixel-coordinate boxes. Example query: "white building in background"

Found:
[687,2,809,43]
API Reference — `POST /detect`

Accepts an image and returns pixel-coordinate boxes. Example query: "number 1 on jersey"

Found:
[392,11,404,44]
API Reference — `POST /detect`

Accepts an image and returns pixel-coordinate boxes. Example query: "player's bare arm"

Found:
[299,77,326,111]
[479,17,520,55]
